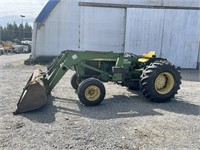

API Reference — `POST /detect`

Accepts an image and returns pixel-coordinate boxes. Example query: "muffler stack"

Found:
[13,69,48,115]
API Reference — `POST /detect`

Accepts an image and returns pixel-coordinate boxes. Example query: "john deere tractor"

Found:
[14,50,181,114]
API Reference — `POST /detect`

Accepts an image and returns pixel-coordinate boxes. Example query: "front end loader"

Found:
[13,50,181,114]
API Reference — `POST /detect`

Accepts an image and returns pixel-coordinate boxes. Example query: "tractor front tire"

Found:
[71,73,81,90]
[140,60,181,103]
[77,78,105,106]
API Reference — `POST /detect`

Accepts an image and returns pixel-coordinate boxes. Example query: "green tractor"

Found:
[14,50,181,114]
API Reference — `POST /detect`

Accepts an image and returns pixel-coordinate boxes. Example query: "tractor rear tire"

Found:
[140,60,181,103]
[71,73,80,90]
[77,78,105,106]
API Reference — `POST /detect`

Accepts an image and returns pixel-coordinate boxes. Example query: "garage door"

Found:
[161,9,200,68]
[125,8,200,68]
[125,8,165,56]
[80,7,126,52]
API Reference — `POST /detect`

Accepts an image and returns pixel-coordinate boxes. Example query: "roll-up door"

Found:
[80,7,126,52]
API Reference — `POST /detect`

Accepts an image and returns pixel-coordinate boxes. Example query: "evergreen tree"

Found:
[0,26,3,43]
[13,22,19,41]
[7,23,15,41]
[0,22,33,43]
[24,22,32,40]
[2,26,8,41]
[18,23,24,41]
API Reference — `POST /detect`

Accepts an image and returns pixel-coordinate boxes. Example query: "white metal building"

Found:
[32,0,200,69]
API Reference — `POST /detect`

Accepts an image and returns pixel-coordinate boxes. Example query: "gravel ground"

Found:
[0,54,200,150]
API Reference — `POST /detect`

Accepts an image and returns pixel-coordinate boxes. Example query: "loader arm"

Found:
[47,50,123,93]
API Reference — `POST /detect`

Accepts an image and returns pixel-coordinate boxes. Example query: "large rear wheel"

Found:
[140,60,181,102]
[77,78,105,106]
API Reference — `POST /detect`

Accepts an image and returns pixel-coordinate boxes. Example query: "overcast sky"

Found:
[0,0,48,26]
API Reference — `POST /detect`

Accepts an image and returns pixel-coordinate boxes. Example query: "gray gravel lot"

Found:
[0,54,200,150]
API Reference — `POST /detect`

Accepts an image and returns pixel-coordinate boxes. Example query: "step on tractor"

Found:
[14,50,181,114]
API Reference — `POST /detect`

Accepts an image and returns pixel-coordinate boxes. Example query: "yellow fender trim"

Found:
[138,58,149,63]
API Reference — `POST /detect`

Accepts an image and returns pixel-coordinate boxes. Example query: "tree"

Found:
[0,26,3,42]
[7,23,15,41]
[0,22,33,43]
[24,22,32,39]
[13,22,19,40]
[18,23,24,41]
[2,26,9,41]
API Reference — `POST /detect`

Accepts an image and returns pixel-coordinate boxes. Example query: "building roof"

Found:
[35,0,60,23]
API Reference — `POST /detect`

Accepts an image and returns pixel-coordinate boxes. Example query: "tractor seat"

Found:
[143,51,156,58]
[138,51,156,63]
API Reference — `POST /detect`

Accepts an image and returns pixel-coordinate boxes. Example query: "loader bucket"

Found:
[13,69,48,115]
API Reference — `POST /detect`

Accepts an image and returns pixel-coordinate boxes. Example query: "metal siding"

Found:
[198,16,200,64]
[58,1,80,52]
[199,44,200,63]
[44,22,59,55]
[163,0,200,7]
[80,7,125,52]
[35,25,45,56]
[32,0,200,62]
[81,0,162,6]
[161,9,200,68]
[125,8,164,55]
[44,0,80,55]
[82,0,200,7]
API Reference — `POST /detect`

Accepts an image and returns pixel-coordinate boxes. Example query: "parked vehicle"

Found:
[14,50,181,114]
[0,46,5,55]
[12,45,29,53]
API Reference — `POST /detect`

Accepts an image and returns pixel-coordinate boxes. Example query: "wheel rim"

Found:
[154,72,175,94]
[85,85,101,101]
